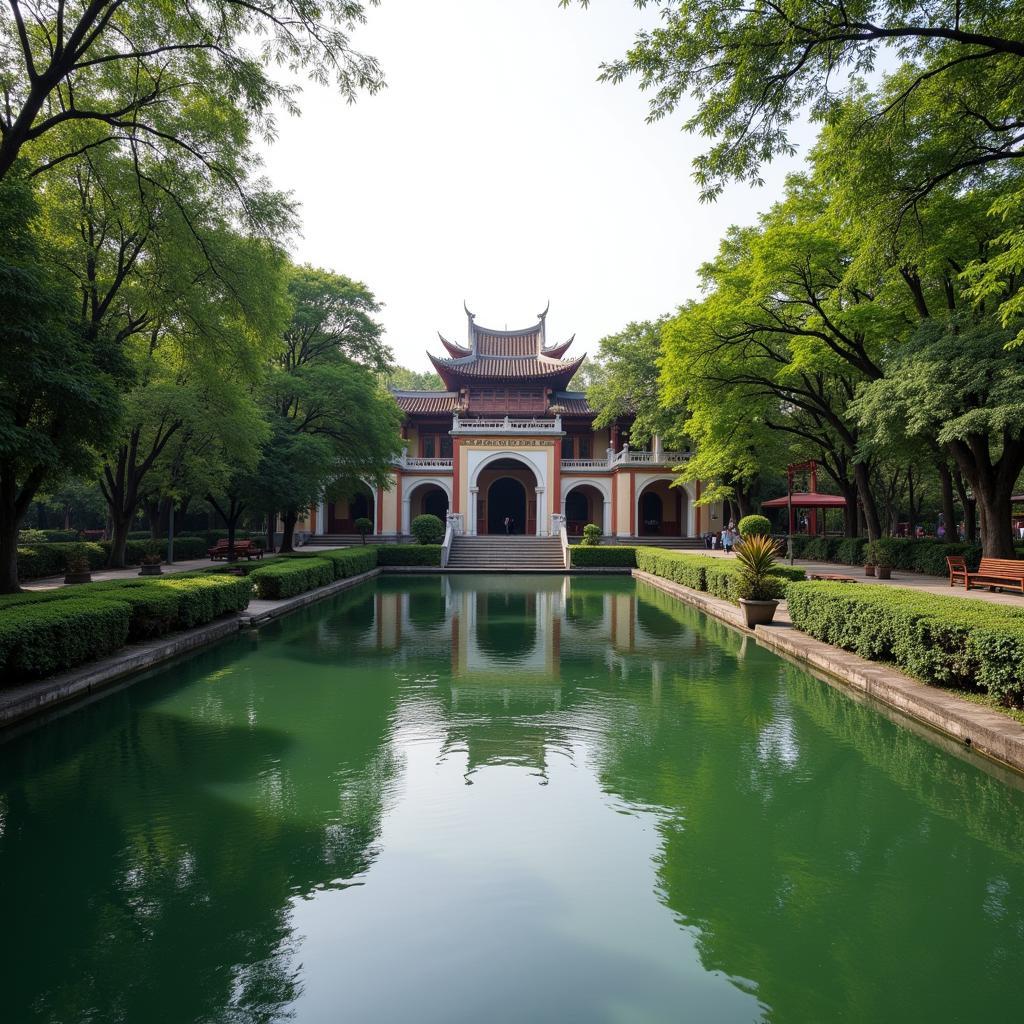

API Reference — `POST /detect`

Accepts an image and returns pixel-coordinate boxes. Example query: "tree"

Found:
[0,170,124,592]
[385,367,445,391]
[261,265,402,552]
[586,319,684,448]
[571,0,1024,201]
[852,318,1024,555]
[0,1,384,184]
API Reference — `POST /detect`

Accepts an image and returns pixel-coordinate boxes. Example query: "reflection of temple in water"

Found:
[334,576,739,777]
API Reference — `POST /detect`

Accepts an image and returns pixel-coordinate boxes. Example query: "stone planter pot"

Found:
[864,564,876,577]
[139,563,163,576]
[739,598,780,628]
[876,565,892,580]
[63,571,92,585]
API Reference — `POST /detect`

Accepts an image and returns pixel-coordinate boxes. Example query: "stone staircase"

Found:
[446,535,566,571]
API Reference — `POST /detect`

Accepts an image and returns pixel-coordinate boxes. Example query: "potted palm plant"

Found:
[734,534,785,627]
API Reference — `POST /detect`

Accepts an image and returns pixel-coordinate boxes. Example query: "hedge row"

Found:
[787,581,1024,705]
[375,545,441,566]
[0,573,251,681]
[634,548,805,604]
[248,558,335,599]
[787,535,1024,576]
[570,546,637,567]
[16,538,212,580]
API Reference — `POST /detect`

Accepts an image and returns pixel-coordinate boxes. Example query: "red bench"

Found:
[208,539,263,561]
[945,555,968,587]
[961,557,1024,594]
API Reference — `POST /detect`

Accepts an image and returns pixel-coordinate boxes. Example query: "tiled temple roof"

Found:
[391,390,460,414]
[548,391,593,416]
[428,304,583,391]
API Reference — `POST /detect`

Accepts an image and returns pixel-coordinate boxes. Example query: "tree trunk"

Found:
[0,497,22,593]
[109,513,133,569]
[937,462,957,541]
[906,468,917,538]
[853,462,882,541]
[146,498,161,539]
[266,512,276,554]
[280,509,298,553]
[949,434,1024,557]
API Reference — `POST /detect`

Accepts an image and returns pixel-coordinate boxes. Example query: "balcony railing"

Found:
[392,450,453,470]
[561,447,691,471]
[451,414,563,434]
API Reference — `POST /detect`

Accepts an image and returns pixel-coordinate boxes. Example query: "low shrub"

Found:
[0,599,132,680]
[634,548,805,604]
[834,538,867,565]
[375,544,441,566]
[248,558,334,600]
[288,547,380,578]
[17,542,107,580]
[411,514,444,545]
[787,582,1024,705]
[570,546,636,567]
[737,515,772,539]
[580,524,602,546]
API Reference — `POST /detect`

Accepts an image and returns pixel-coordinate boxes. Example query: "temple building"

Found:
[308,305,724,541]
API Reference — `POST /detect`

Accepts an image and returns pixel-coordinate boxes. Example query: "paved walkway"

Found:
[699,548,1024,609]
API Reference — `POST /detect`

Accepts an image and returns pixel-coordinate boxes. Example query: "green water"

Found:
[2,576,1024,1024]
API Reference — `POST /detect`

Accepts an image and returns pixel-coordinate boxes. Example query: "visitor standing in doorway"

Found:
[504,515,513,535]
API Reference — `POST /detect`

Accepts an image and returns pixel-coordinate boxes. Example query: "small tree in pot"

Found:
[139,539,163,576]
[63,544,93,585]
[864,539,896,580]
[581,523,602,546]
[354,517,373,544]
[734,534,785,627]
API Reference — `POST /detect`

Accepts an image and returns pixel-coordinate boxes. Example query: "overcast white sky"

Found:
[260,0,815,374]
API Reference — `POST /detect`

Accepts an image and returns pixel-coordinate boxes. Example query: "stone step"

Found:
[447,536,566,570]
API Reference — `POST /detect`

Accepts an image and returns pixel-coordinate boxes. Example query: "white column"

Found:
[401,497,411,536]
[653,434,663,460]
[603,499,611,536]
[316,500,325,535]
[535,486,545,536]
[469,487,479,536]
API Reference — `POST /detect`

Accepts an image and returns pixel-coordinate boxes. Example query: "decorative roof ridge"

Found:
[543,334,575,358]
[438,331,470,357]
[472,321,546,339]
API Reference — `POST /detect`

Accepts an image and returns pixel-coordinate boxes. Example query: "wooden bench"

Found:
[945,555,968,588]
[208,539,263,561]
[963,557,1024,593]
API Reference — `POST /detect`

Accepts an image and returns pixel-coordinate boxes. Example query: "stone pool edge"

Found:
[633,569,1024,776]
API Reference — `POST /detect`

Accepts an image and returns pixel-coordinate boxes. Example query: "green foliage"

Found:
[737,515,771,539]
[385,368,446,391]
[581,524,602,546]
[354,518,373,542]
[0,599,131,681]
[864,539,899,569]
[835,539,868,566]
[787,583,1024,705]
[17,542,106,580]
[570,546,637,567]
[248,558,335,600]
[309,547,379,578]
[374,545,442,566]
[733,534,783,601]
[635,548,804,604]
[411,514,444,545]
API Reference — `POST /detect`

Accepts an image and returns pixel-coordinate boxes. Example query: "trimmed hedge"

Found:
[570,546,637,567]
[634,548,805,604]
[248,558,335,599]
[375,545,441,566]
[787,582,1024,705]
[284,547,380,578]
[0,599,132,680]
[16,537,213,580]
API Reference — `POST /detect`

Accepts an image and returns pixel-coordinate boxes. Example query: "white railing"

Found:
[441,512,464,568]
[551,513,569,568]
[392,448,453,470]
[561,446,692,471]
[451,414,563,434]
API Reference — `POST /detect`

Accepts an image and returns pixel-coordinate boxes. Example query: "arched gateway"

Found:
[306,304,722,542]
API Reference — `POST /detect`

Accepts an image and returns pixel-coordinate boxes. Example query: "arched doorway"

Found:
[423,489,448,519]
[487,477,527,534]
[472,455,541,535]
[564,484,605,536]
[637,479,688,536]
[328,483,375,533]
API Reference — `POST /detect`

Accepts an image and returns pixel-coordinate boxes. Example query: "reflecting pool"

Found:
[2,575,1024,1023]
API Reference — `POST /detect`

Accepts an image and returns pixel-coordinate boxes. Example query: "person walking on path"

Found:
[722,528,734,554]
